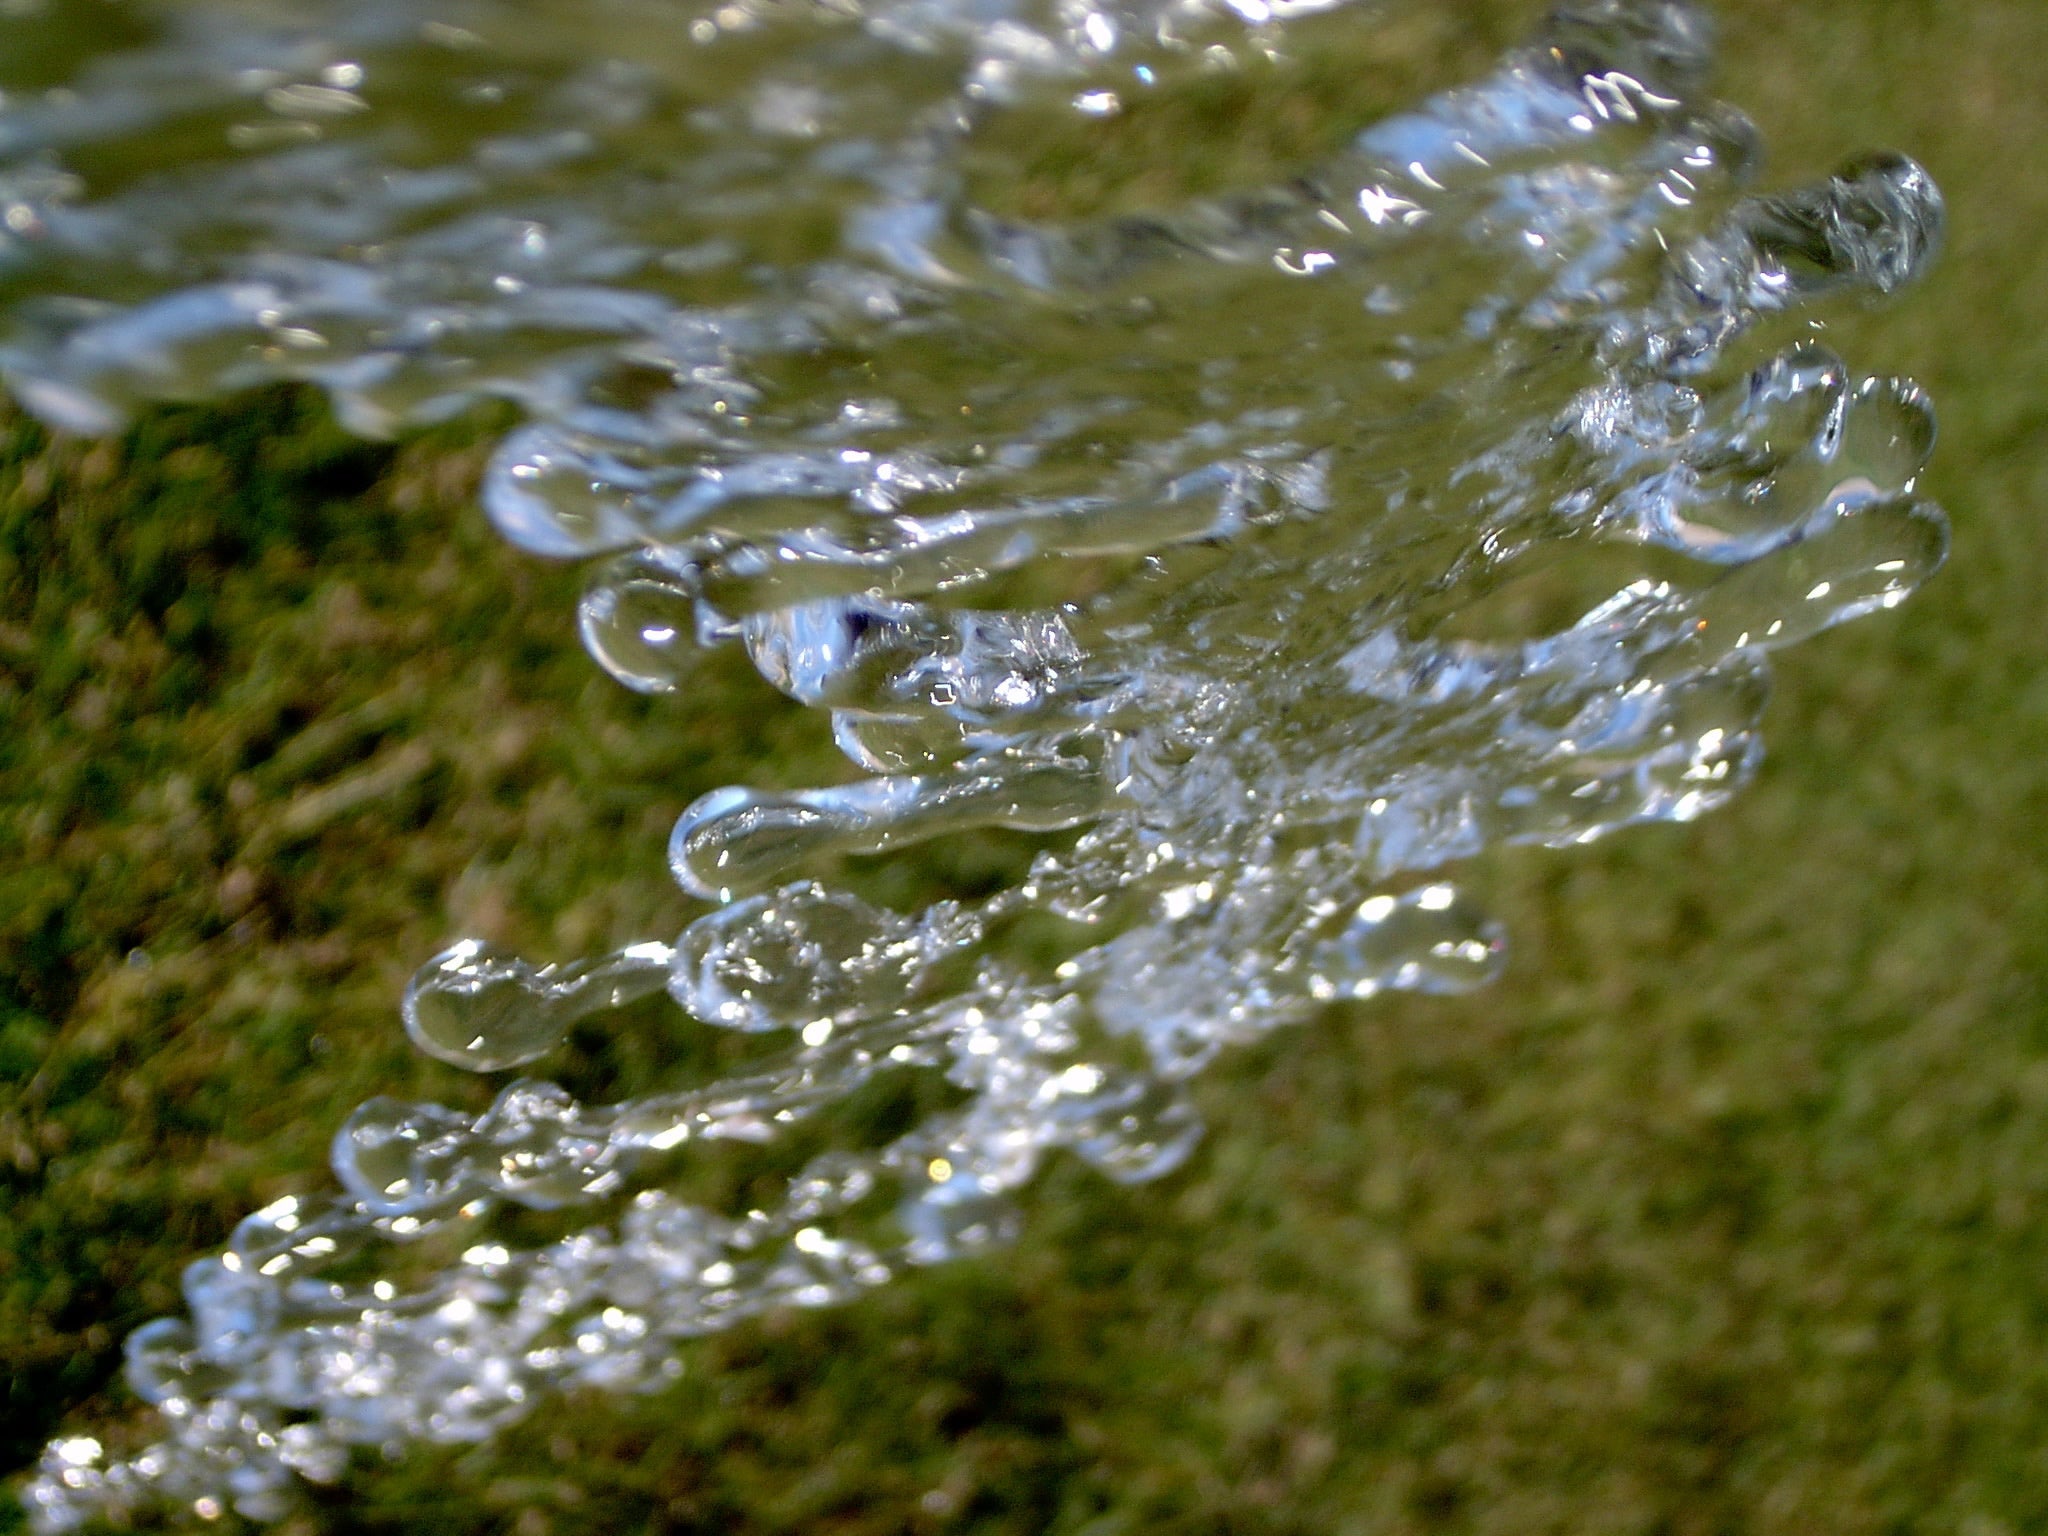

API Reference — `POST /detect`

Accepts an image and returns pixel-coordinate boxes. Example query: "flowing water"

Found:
[2,0,1946,1526]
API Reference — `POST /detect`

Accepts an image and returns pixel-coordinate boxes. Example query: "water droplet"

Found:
[1305,883,1507,999]
[578,550,702,694]
[402,939,672,1071]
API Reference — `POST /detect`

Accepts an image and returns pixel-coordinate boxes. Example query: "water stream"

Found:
[4,0,1945,1525]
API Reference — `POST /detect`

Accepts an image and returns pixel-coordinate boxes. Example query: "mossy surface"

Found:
[6,1,2048,1531]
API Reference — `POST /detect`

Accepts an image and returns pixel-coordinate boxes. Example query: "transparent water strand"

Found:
[402,938,676,1070]
[0,0,1423,436]
[13,0,1951,1528]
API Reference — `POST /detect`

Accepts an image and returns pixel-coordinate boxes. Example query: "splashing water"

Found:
[12,0,1947,1526]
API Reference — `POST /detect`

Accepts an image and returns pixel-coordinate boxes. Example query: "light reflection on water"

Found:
[3,0,1945,1526]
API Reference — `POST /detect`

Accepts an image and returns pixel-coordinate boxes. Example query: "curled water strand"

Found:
[10,0,1948,1527]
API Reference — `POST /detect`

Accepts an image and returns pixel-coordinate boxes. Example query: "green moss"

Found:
[0,389,847,1478]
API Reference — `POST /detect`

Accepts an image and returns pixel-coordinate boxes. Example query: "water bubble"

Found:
[1304,884,1508,1000]
[1055,1070,1205,1184]
[1539,0,1717,99]
[670,756,1113,899]
[124,1319,235,1407]
[671,883,968,1031]
[403,939,673,1071]
[1659,152,1945,360]
[578,551,703,694]
[331,1097,480,1218]
[482,427,656,559]
[1690,494,1948,657]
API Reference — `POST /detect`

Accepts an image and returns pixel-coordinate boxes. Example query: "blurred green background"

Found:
[4,0,2047,1530]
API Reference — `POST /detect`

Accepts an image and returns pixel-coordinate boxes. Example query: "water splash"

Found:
[11,0,1946,1526]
